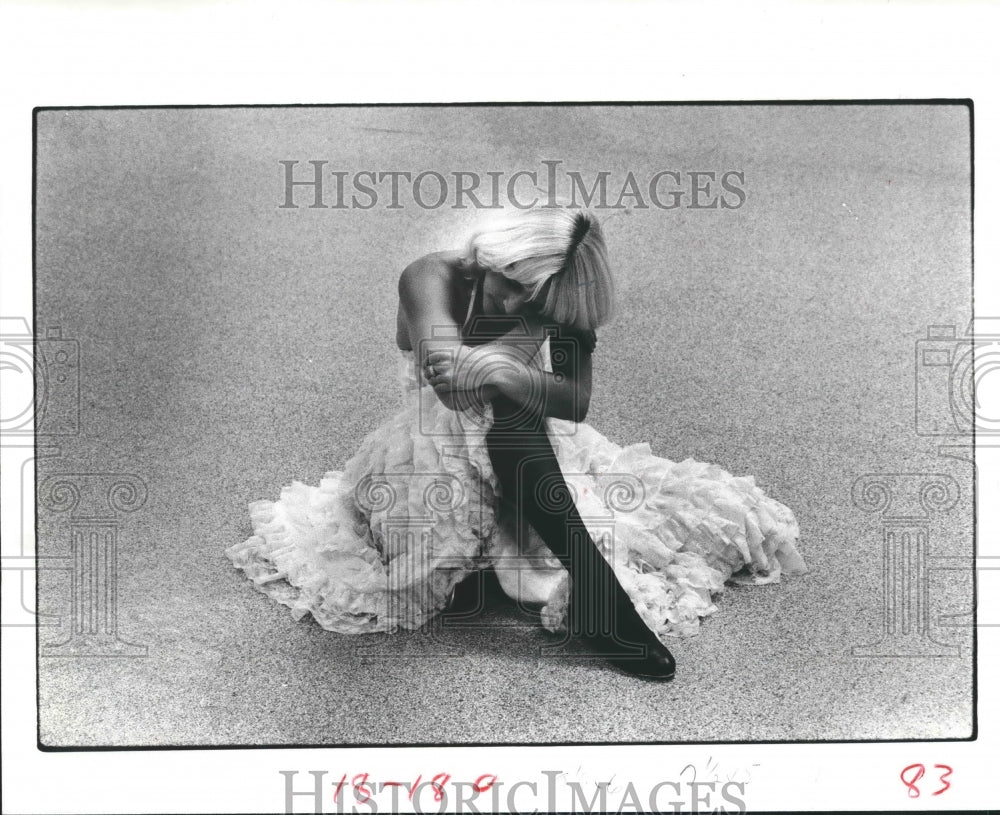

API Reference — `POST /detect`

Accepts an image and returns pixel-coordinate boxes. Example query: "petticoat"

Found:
[226,351,806,640]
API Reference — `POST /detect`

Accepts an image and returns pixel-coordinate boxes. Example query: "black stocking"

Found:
[485,395,649,654]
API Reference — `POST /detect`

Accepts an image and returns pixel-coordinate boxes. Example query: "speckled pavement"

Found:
[34,105,974,746]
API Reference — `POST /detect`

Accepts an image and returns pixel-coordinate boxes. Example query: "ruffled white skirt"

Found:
[226,352,806,640]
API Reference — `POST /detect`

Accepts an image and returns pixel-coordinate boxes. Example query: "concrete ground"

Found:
[34,105,974,746]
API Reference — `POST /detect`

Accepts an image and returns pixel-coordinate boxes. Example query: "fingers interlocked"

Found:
[423,349,457,389]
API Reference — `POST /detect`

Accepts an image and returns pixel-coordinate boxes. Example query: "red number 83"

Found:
[900,763,952,798]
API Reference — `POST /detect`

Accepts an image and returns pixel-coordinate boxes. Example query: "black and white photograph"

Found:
[31,102,973,747]
[2,2,998,814]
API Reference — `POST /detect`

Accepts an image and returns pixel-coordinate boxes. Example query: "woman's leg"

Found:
[485,396,675,679]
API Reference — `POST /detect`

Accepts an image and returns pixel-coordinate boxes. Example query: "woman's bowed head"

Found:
[462,207,615,333]
[398,208,615,423]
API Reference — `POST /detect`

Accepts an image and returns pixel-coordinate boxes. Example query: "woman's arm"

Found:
[398,254,593,421]
[488,341,592,423]
[397,253,501,412]
[427,314,594,423]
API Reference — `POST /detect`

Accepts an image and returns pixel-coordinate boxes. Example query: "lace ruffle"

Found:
[227,351,806,639]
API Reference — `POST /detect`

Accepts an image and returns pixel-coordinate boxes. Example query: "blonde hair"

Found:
[463,208,615,332]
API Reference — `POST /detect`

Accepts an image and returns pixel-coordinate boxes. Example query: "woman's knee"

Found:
[486,431,559,487]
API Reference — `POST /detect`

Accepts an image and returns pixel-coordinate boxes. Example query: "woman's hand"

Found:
[424,337,591,422]
[423,346,503,407]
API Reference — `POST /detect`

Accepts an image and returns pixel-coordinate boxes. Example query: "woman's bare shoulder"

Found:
[399,250,461,281]
[395,250,466,350]
[398,250,464,302]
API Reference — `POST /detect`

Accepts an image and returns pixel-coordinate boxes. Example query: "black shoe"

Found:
[571,596,676,681]
[567,552,676,681]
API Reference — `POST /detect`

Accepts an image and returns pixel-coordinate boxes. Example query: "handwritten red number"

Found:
[430,773,451,802]
[901,763,952,798]
[408,775,422,801]
[474,774,498,793]
[352,773,372,804]
[901,763,925,798]
[932,764,953,796]
[333,774,347,803]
